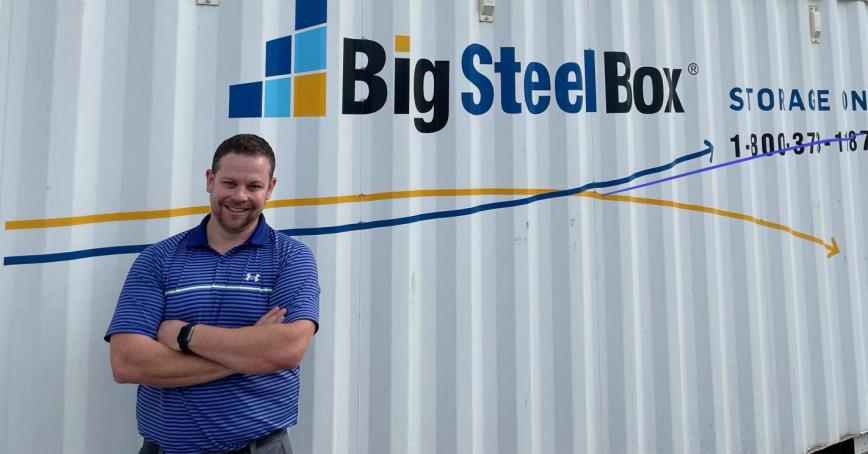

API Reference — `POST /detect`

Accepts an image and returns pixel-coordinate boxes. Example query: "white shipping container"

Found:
[1,0,867,452]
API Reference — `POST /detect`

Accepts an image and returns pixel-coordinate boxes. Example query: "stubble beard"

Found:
[214,204,259,235]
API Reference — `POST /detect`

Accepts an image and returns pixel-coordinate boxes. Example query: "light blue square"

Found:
[264,77,292,117]
[294,27,327,73]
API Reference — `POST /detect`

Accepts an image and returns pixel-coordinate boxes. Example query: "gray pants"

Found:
[138,429,292,454]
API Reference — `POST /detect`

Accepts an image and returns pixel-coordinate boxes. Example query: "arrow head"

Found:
[704,139,714,163]
[825,236,840,258]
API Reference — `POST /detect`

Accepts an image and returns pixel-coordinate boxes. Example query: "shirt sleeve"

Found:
[272,240,320,333]
[104,247,167,342]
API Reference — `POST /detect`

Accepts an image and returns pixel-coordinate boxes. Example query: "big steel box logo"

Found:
[229,0,328,117]
[228,0,687,132]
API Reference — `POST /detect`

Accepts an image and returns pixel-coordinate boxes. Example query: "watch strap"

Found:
[177,323,196,354]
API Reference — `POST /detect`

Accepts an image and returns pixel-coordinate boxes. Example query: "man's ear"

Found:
[206,169,215,193]
[266,177,276,200]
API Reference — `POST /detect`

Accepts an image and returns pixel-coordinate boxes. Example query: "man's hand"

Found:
[255,306,288,325]
[157,307,288,351]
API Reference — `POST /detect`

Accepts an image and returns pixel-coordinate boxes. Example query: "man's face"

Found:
[206,153,275,235]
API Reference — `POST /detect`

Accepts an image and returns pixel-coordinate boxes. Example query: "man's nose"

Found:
[230,187,248,201]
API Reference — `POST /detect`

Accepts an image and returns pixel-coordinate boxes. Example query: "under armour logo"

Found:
[244,273,261,282]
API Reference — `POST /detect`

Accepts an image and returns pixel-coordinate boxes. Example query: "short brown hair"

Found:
[212,134,276,177]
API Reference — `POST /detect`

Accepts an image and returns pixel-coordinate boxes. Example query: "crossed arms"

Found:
[109,307,316,388]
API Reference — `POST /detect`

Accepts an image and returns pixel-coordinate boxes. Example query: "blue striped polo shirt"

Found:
[105,215,319,454]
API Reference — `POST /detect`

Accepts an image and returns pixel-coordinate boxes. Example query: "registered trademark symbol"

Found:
[688,63,699,75]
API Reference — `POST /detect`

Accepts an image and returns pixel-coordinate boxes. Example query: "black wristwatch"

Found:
[177,323,196,354]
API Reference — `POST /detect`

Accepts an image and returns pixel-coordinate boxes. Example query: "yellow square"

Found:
[293,72,326,117]
[394,35,410,53]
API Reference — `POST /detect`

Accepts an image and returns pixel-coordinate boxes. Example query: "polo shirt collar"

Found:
[185,214,271,248]
[247,214,271,246]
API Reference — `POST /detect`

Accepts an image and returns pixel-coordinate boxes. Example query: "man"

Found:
[105,134,319,454]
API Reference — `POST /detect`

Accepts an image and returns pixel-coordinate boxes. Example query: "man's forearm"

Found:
[110,333,235,388]
[186,321,315,375]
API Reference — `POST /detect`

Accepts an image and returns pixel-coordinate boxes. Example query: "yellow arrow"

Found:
[579,191,840,259]
[4,188,839,258]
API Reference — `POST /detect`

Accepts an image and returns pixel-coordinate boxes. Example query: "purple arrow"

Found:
[605,132,867,196]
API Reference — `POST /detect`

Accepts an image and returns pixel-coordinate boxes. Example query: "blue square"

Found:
[294,27,327,73]
[229,82,263,117]
[295,0,327,30]
[265,35,292,77]
[264,77,292,117]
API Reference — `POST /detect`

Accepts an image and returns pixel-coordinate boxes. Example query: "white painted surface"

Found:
[1,0,867,453]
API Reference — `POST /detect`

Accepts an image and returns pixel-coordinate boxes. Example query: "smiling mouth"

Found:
[225,206,249,214]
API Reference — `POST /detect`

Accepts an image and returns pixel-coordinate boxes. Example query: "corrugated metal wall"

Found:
[1,0,867,453]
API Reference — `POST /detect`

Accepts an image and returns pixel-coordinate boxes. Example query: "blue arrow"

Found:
[279,140,714,237]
